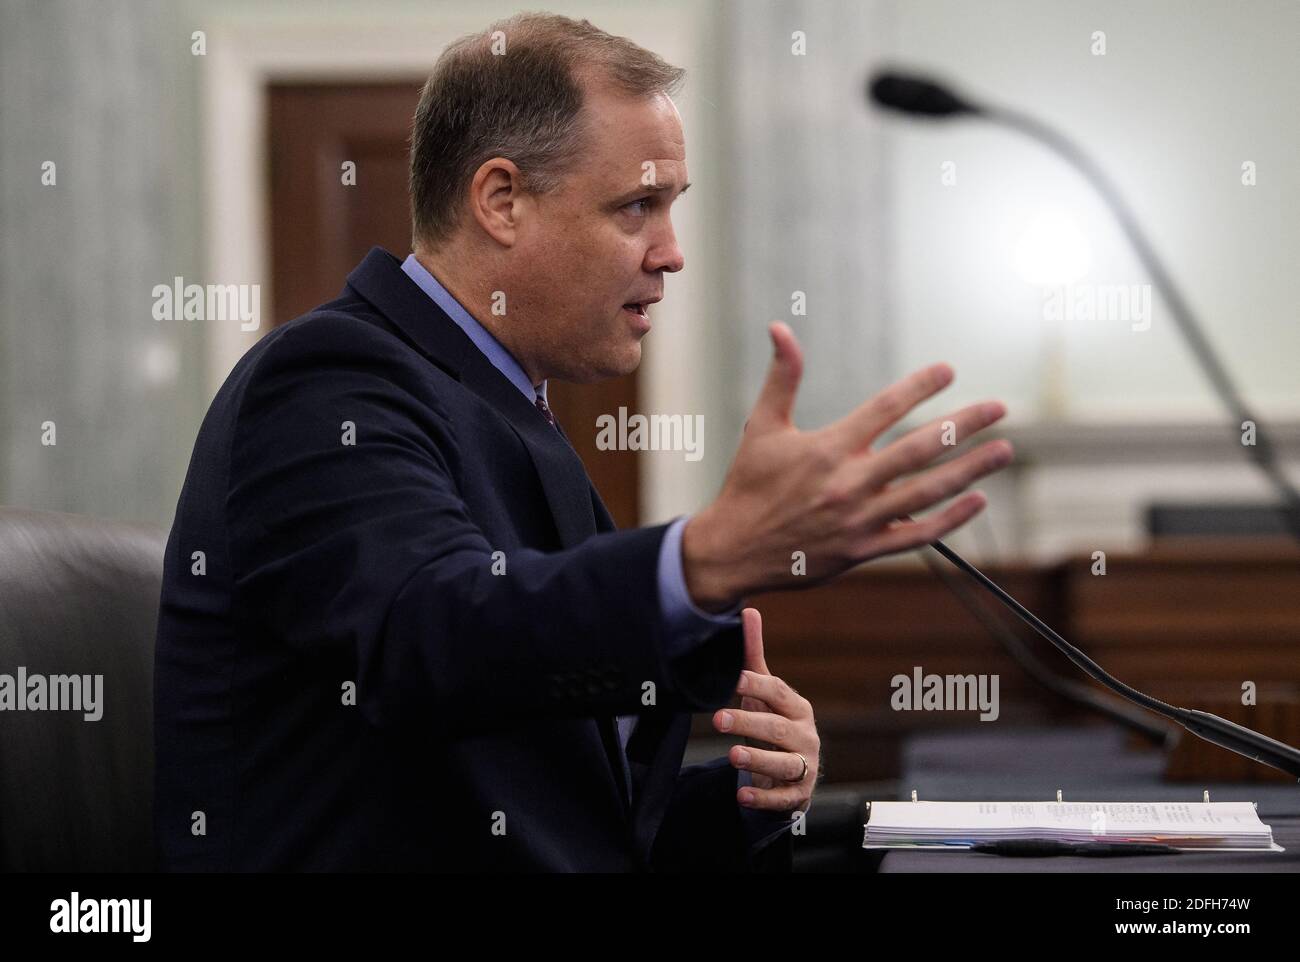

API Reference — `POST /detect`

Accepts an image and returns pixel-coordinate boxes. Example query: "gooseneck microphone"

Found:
[873,70,1300,780]
[869,73,981,117]
[928,534,1300,779]
[869,69,1300,541]
[919,541,1179,749]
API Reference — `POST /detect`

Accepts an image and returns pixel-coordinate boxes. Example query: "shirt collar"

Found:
[400,253,547,404]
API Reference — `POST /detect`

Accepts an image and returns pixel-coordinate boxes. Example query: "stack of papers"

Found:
[863,801,1280,852]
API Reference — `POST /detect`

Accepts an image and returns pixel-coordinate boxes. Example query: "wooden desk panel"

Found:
[698,544,1300,783]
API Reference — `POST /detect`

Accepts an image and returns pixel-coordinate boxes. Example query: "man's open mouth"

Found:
[622,303,648,317]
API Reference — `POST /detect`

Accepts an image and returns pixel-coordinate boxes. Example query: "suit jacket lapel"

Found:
[457,350,598,548]
[345,247,597,549]
[588,475,617,533]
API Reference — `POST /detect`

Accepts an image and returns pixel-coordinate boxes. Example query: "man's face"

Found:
[510,85,688,384]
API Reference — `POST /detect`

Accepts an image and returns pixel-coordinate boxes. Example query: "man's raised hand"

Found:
[683,321,1012,611]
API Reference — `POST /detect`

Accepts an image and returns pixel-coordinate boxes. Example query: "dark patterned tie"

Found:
[534,391,557,429]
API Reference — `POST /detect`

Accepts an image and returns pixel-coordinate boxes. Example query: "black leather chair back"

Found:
[0,507,165,871]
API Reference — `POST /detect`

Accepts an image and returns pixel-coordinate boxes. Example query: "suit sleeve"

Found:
[657,515,743,654]
[225,315,743,738]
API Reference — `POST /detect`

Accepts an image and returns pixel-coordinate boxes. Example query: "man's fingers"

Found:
[713,706,798,746]
[736,670,809,720]
[863,439,1013,526]
[738,782,807,813]
[740,607,770,675]
[747,322,804,431]
[861,400,1007,490]
[856,491,988,558]
[730,743,809,783]
[829,362,954,455]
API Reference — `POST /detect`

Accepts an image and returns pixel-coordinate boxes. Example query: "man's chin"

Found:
[576,343,642,383]
[610,341,644,378]
[549,339,643,383]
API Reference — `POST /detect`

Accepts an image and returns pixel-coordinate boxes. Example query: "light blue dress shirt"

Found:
[399,254,792,849]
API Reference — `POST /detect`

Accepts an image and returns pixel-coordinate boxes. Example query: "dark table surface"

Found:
[877,727,1300,873]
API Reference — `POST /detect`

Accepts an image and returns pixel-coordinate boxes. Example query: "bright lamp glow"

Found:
[1013,209,1092,286]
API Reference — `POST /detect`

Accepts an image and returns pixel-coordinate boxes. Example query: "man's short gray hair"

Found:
[409,12,685,251]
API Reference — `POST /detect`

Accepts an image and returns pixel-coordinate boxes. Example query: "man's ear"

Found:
[467,158,526,247]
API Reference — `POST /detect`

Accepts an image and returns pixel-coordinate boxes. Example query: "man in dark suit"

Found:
[153,12,1012,871]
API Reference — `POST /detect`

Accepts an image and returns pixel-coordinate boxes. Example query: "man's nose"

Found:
[647,221,685,274]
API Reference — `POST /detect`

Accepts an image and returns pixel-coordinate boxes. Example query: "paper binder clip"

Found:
[1203,790,1210,803]
[911,789,918,802]
[1056,789,1063,802]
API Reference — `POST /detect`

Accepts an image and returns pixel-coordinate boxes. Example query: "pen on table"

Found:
[969,839,1181,857]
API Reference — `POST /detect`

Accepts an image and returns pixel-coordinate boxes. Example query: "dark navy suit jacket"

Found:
[153,246,793,871]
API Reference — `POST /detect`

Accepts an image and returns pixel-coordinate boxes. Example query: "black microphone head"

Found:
[868,71,979,117]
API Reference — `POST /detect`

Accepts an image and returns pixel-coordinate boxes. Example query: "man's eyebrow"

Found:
[617,181,691,201]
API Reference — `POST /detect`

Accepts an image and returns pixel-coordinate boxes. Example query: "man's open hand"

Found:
[683,321,1012,611]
